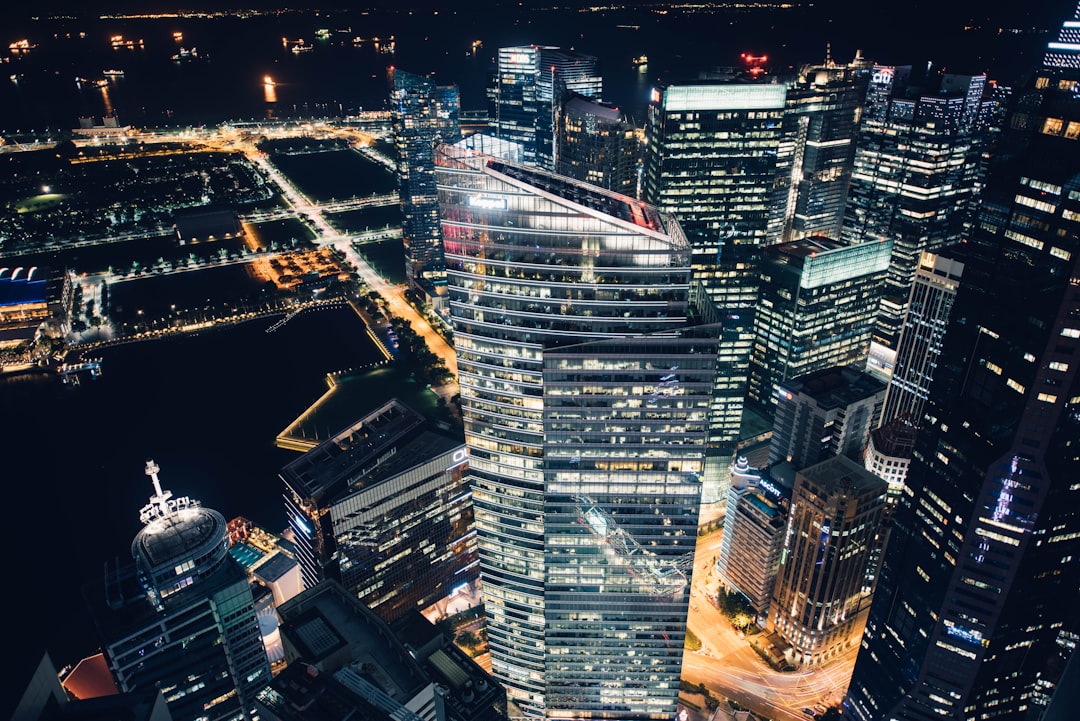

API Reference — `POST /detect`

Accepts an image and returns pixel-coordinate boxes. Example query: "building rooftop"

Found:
[798,454,887,497]
[780,365,887,411]
[132,505,227,570]
[278,581,425,692]
[563,93,623,122]
[0,266,48,306]
[253,551,299,584]
[279,399,462,505]
[766,236,845,268]
[486,158,668,233]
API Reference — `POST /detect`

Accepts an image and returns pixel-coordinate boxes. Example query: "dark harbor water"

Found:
[0,3,1058,133]
[3,305,384,709]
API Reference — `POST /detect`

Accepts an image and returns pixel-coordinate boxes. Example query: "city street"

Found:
[684,528,857,721]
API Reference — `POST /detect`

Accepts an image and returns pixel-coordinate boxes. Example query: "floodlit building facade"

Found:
[436,144,718,718]
[717,456,791,615]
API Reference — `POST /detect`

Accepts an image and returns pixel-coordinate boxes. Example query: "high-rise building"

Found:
[86,461,271,721]
[279,400,477,622]
[489,46,602,168]
[841,66,990,362]
[555,93,640,197]
[772,52,871,243]
[863,416,918,504]
[259,580,507,721]
[875,248,964,423]
[436,144,719,718]
[749,236,892,415]
[717,456,792,615]
[642,74,788,499]
[767,455,888,667]
[861,415,919,593]
[390,68,461,285]
[769,364,887,470]
[844,13,1080,718]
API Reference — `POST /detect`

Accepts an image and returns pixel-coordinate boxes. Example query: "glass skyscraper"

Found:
[772,52,870,243]
[435,144,719,718]
[841,66,990,365]
[844,11,1080,718]
[390,68,461,285]
[490,46,603,169]
[642,77,787,501]
[279,399,477,622]
[749,236,892,416]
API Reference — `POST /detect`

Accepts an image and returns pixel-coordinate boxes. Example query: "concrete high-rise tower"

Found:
[767,455,887,667]
[769,365,887,471]
[436,144,719,718]
[87,461,270,721]
[875,248,964,424]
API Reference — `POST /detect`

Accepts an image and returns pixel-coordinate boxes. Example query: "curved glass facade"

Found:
[436,144,718,718]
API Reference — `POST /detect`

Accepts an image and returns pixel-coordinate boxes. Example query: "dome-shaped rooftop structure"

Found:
[131,459,230,608]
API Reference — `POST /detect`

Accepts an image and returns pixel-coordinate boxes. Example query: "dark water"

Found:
[3,306,382,713]
[0,3,1058,133]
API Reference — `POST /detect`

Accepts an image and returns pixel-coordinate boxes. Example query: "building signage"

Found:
[468,195,508,210]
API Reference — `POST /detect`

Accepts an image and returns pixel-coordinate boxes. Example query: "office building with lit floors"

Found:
[748,236,892,417]
[436,143,720,718]
[716,456,792,616]
[766,454,887,667]
[844,14,1080,719]
[390,68,461,286]
[768,365,887,471]
[86,461,270,721]
[773,52,871,243]
[840,65,994,373]
[642,75,787,501]
[279,399,477,623]
[876,248,964,426]
[489,45,602,168]
[555,93,640,197]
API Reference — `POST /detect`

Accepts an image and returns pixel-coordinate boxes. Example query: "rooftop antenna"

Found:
[825,41,833,68]
[145,459,172,516]
[140,458,193,525]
